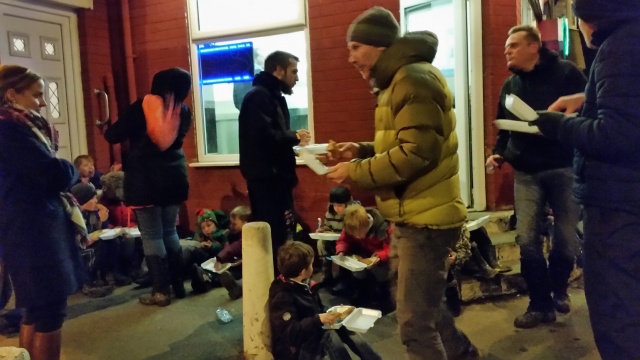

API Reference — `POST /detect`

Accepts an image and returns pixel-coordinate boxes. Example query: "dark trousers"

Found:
[392,225,473,360]
[247,179,295,273]
[514,169,580,311]
[583,206,640,360]
[299,327,381,360]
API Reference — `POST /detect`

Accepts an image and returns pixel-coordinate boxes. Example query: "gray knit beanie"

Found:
[347,7,400,48]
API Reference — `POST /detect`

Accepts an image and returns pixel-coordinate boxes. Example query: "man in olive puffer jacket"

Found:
[327,7,477,360]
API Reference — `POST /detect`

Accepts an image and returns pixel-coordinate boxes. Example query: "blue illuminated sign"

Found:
[198,41,254,84]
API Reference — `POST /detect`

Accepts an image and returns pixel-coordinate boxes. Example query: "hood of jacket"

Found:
[573,0,640,46]
[511,46,560,76]
[252,71,284,95]
[371,31,439,90]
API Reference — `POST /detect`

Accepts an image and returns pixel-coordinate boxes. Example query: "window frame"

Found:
[186,0,313,166]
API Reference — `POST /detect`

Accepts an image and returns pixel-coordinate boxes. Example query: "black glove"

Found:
[529,110,566,138]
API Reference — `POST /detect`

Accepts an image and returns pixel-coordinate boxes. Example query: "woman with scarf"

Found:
[105,68,192,307]
[0,65,82,360]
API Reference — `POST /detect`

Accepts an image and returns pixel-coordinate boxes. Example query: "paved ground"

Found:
[0,282,599,359]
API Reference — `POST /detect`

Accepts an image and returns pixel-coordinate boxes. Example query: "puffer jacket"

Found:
[535,16,640,212]
[349,32,466,228]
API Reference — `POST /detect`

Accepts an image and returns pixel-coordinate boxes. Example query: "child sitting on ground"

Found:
[268,241,381,360]
[72,155,103,190]
[335,204,394,313]
[181,209,228,268]
[316,186,357,288]
[70,183,115,297]
[191,206,250,299]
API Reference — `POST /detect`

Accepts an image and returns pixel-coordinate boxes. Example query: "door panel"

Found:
[0,5,73,162]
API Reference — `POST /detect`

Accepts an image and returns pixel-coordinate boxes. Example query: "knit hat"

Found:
[330,186,352,204]
[347,7,400,48]
[573,0,640,24]
[70,183,97,206]
[196,209,220,228]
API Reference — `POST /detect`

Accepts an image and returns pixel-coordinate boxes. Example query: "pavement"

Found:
[0,277,600,360]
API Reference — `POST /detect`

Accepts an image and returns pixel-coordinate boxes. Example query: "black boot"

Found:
[167,247,186,299]
[139,256,171,306]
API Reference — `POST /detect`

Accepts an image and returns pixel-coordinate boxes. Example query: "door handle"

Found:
[95,88,110,128]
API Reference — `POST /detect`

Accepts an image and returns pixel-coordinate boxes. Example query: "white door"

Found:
[0,2,84,162]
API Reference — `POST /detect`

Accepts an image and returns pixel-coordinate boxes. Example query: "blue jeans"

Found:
[514,168,580,311]
[134,205,181,257]
[392,225,473,360]
[583,206,640,360]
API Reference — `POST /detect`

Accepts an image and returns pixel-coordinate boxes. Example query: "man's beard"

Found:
[280,80,294,95]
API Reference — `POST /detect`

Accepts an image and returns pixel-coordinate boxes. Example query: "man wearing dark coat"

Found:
[533,0,640,358]
[238,50,310,273]
[486,25,587,329]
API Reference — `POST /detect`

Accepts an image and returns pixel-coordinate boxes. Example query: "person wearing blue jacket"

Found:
[0,65,83,360]
[533,0,640,358]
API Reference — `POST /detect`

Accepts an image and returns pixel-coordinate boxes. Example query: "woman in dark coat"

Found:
[0,65,81,360]
[105,68,192,306]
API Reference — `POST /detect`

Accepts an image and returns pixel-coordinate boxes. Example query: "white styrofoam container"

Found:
[201,258,231,274]
[342,308,382,333]
[309,232,340,241]
[124,227,141,238]
[323,306,382,333]
[330,256,367,272]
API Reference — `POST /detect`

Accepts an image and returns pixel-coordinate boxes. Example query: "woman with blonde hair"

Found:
[0,65,82,360]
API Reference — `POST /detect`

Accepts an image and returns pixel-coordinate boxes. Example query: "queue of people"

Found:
[0,0,639,359]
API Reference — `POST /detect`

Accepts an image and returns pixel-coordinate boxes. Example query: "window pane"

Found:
[197,0,303,34]
[197,31,309,155]
[406,0,455,92]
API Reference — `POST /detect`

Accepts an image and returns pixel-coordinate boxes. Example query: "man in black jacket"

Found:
[239,50,310,273]
[533,0,640,357]
[485,25,587,329]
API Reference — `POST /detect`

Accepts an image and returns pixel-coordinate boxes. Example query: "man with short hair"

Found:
[239,50,311,273]
[327,7,477,360]
[533,0,640,357]
[485,25,587,329]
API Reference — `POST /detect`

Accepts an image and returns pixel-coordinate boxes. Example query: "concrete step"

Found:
[459,260,526,302]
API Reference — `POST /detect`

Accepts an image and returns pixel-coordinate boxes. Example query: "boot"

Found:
[466,246,498,279]
[31,329,61,360]
[139,256,171,306]
[219,271,242,300]
[166,247,186,299]
[472,228,512,273]
[19,323,35,353]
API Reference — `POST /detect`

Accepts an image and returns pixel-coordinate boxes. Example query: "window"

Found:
[187,0,311,165]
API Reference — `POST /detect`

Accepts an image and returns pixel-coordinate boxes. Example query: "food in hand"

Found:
[330,305,356,320]
[326,140,339,159]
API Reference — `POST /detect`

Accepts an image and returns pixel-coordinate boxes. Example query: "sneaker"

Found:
[514,310,556,328]
[219,271,242,300]
[553,294,571,314]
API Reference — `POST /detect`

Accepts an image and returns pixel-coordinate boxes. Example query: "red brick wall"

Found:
[77,0,117,173]
[77,0,519,231]
[482,0,518,210]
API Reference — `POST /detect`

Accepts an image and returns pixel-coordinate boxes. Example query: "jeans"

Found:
[514,168,580,311]
[583,206,640,360]
[134,205,181,257]
[392,225,473,360]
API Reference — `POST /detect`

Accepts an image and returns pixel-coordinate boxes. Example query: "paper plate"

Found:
[495,120,540,134]
[309,232,340,241]
[294,144,328,155]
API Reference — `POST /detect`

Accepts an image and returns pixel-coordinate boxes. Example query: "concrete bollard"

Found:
[242,222,275,360]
